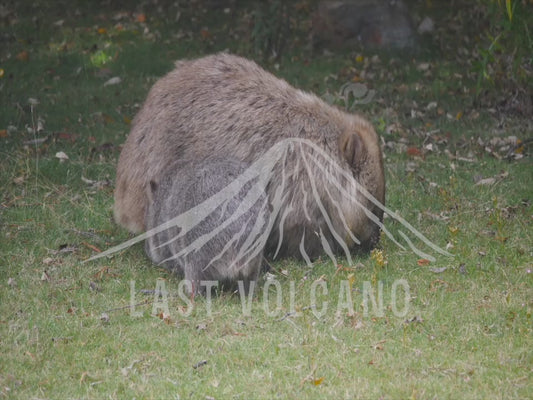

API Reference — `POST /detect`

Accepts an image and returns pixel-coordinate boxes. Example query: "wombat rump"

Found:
[145,158,269,294]
[115,52,385,260]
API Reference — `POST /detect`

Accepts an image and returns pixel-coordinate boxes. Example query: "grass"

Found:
[1,1,532,399]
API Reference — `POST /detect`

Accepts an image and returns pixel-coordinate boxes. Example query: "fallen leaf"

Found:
[417,259,430,266]
[0,129,7,138]
[83,242,101,253]
[407,147,422,157]
[448,226,459,235]
[16,50,29,61]
[313,377,325,386]
[475,177,496,186]
[136,13,146,23]
[417,62,430,71]
[41,270,50,281]
[103,76,121,86]
[13,176,25,185]
[42,257,55,265]
[426,101,437,110]
[55,151,69,162]
[56,132,78,142]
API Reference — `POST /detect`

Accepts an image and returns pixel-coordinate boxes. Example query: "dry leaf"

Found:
[13,176,25,185]
[407,147,422,157]
[475,177,496,186]
[56,132,78,142]
[41,270,50,281]
[313,377,325,386]
[55,151,69,162]
[16,50,29,61]
[104,76,121,86]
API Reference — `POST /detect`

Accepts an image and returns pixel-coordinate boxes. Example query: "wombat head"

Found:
[337,114,385,250]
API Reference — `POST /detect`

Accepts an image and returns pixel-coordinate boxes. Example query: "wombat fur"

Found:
[115,52,385,260]
[145,158,269,294]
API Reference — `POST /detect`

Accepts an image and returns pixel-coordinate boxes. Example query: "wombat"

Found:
[145,158,270,294]
[115,53,385,261]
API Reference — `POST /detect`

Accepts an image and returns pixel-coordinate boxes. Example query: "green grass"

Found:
[1,1,532,399]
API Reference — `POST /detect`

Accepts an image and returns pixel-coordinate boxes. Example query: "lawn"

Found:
[1,1,531,399]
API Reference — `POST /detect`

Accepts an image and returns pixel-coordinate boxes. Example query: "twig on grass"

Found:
[102,299,150,314]
[278,305,315,321]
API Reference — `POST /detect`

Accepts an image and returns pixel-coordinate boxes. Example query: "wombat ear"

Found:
[147,180,158,203]
[338,131,366,168]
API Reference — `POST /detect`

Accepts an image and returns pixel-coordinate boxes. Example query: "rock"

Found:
[312,0,418,50]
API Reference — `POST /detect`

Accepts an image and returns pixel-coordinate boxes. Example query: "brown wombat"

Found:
[145,158,270,294]
[115,53,385,261]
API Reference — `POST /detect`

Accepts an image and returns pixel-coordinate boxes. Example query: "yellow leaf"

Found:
[347,273,355,289]
[355,55,364,63]
[313,377,324,386]
[506,0,513,21]
[370,249,387,267]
